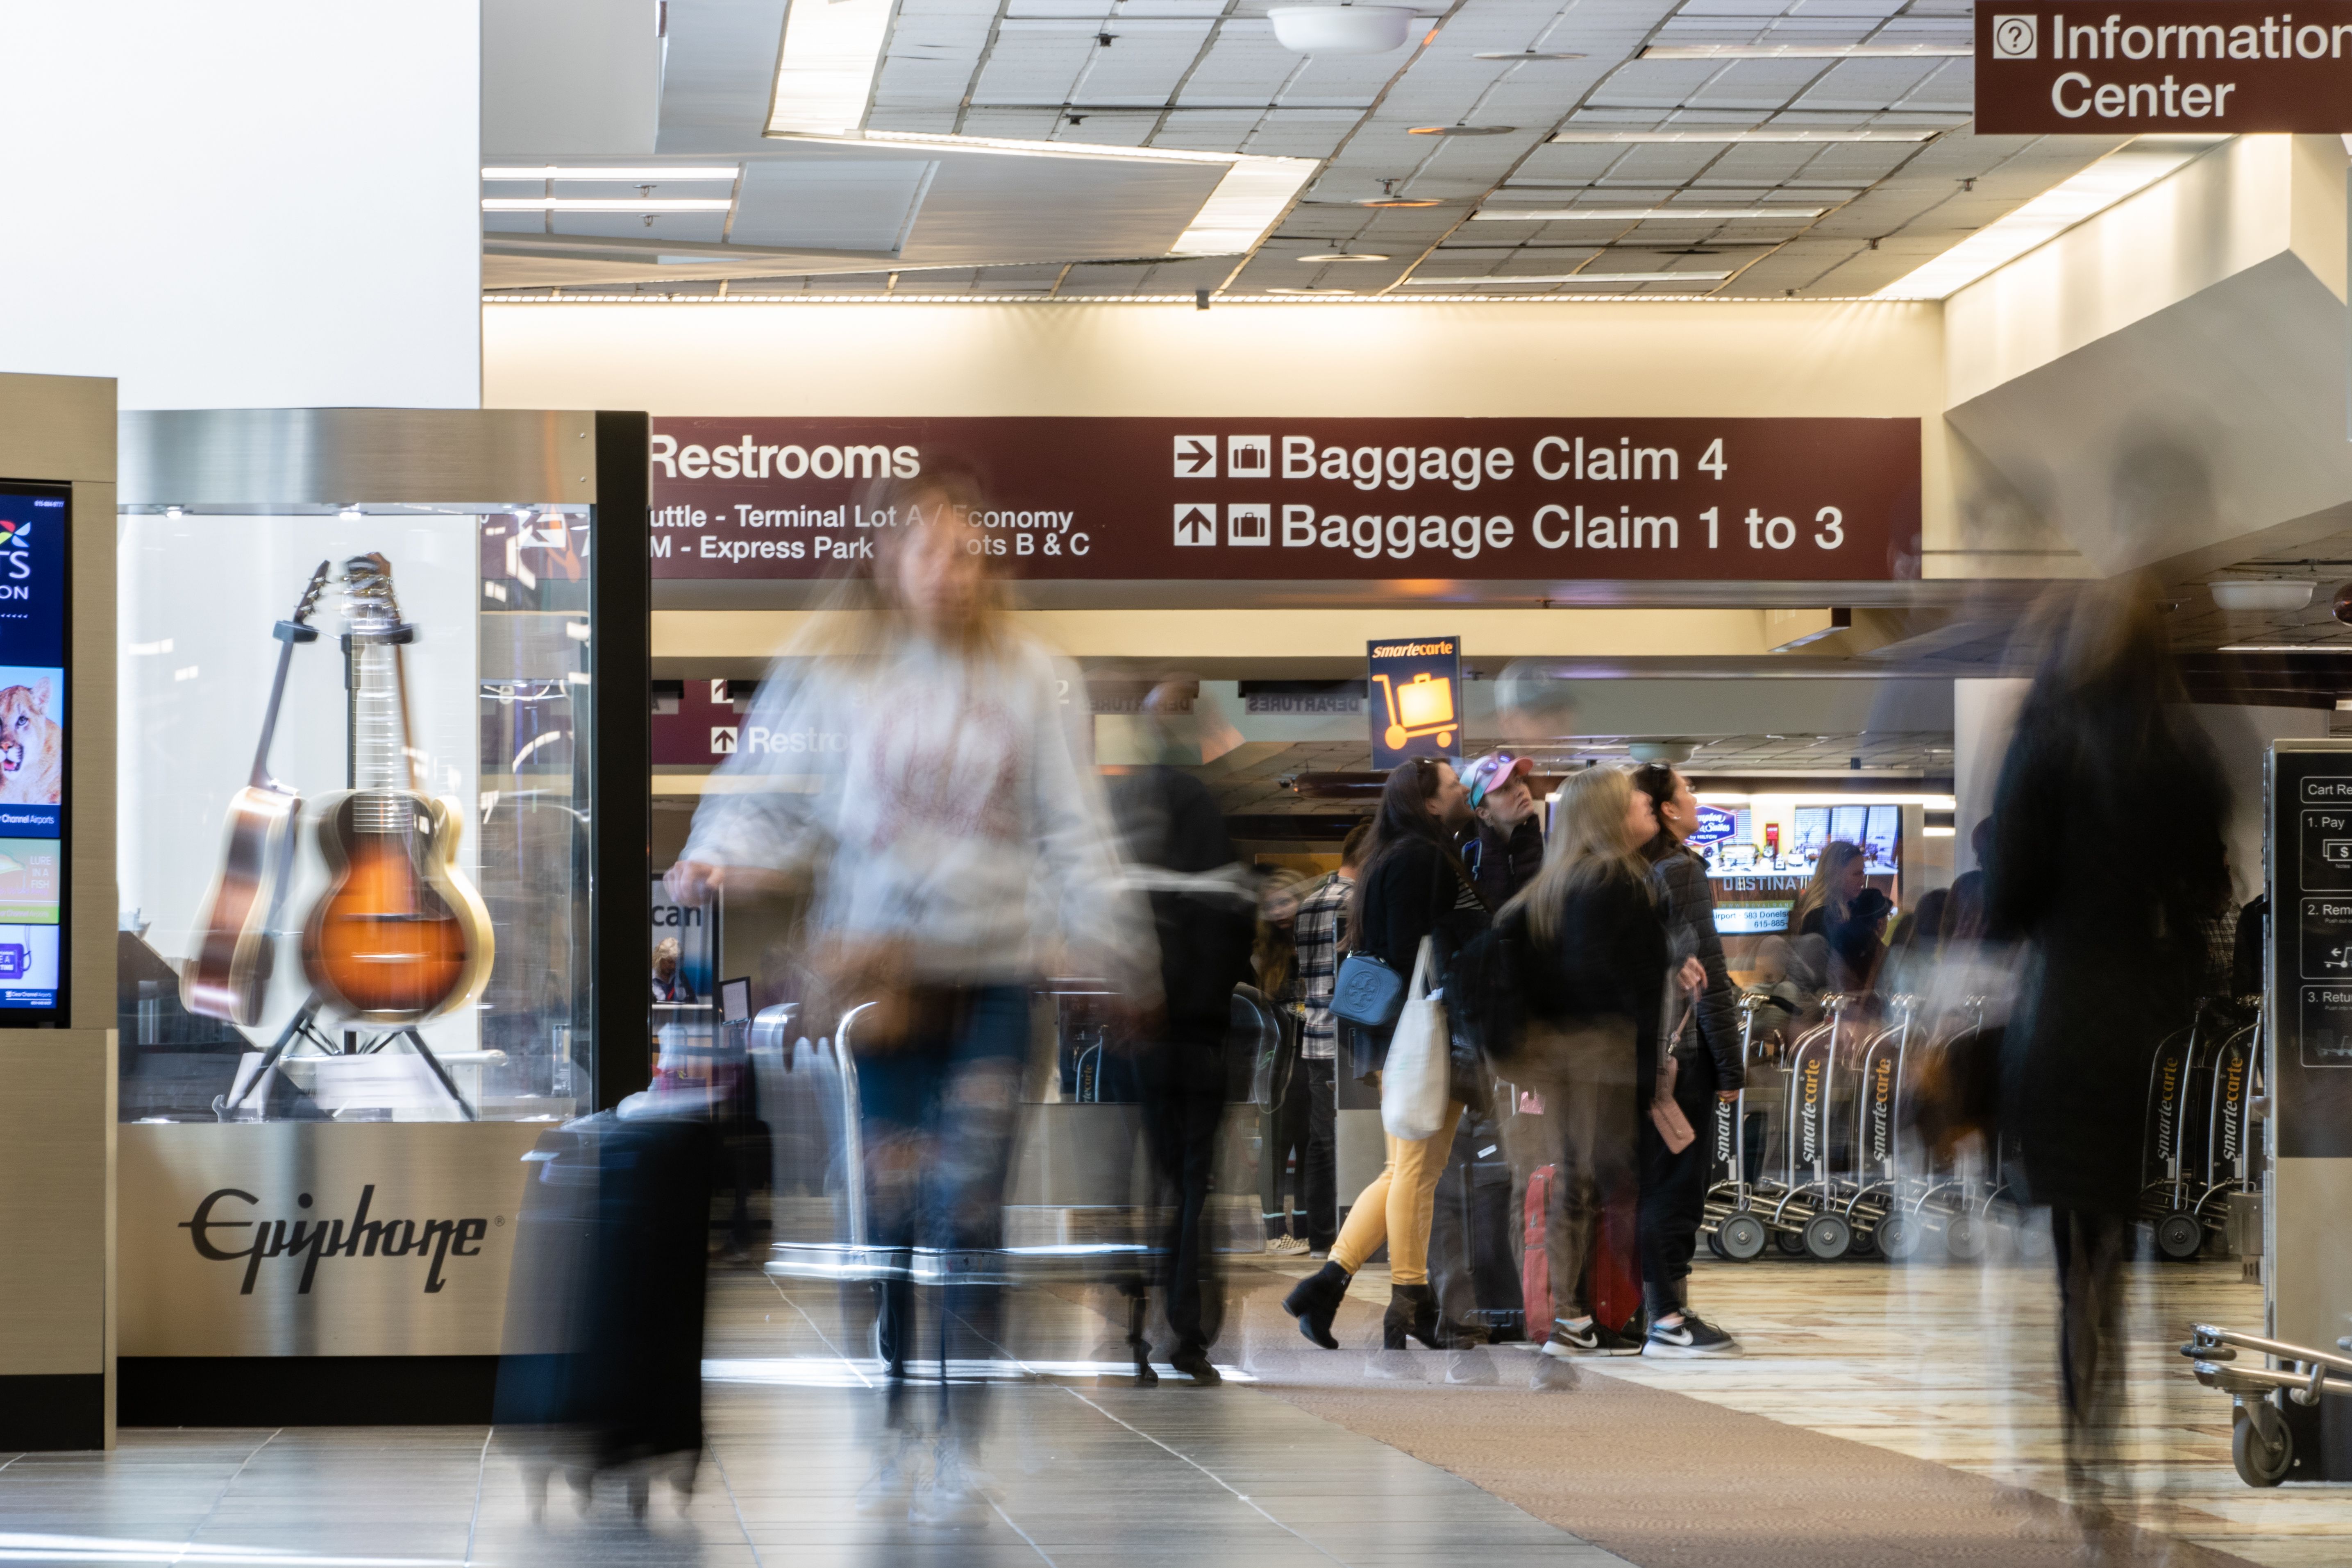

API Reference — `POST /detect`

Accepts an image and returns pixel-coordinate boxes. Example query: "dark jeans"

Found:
[1638,1060,1713,1319]
[2050,1206,2131,1510]
[1139,1031,1227,1353]
[856,985,1028,1427]
[1271,1056,1338,1249]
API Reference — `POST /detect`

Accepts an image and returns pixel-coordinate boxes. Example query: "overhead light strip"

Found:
[853,129,1244,165]
[482,166,741,182]
[1404,271,1733,284]
[1550,128,1935,144]
[1875,138,2224,299]
[1639,42,1971,59]
[481,197,735,212]
[2218,644,2352,653]
[1473,206,1826,221]
[766,0,896,136]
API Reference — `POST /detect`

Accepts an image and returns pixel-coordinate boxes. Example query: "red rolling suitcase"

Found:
[1522,1163,1644,1338]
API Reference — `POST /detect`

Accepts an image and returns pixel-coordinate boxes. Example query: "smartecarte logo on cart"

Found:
[181,1185,491,1295]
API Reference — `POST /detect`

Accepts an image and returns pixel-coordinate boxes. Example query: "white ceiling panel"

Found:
[729,159,939,250]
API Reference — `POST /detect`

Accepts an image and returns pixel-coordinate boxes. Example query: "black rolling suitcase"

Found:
[1430,1115,1526,1342]
[497,1111,715,1515]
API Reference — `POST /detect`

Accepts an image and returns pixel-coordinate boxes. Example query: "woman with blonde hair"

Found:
[1498,765,1672,1366]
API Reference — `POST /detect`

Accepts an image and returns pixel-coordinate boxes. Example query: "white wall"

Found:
[0,5,481,410]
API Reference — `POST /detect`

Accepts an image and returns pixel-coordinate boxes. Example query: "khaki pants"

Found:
[1330,1099,1466,1286]
[1501,1023,1636,1324]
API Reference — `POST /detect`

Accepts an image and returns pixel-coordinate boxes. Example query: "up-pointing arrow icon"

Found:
[1173,435,1217,478]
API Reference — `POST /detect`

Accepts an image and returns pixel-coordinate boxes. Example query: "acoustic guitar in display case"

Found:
[300,553,493,1024]
[180,561,331,1026]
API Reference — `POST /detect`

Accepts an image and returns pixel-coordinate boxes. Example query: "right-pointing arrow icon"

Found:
[1174,435,1217,477]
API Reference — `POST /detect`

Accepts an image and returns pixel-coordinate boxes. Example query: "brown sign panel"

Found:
[1975,1,2352,133]
[646,418,1921,582]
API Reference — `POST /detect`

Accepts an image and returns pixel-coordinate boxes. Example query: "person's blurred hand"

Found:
[1719,1090,1739,1103]
[665,859,725,905]
[1680,955,1706,993]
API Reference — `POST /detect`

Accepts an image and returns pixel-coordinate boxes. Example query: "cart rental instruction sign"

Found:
[1974,2,2352,134]
[1367,635,1462,771]
[645,417,1921,583]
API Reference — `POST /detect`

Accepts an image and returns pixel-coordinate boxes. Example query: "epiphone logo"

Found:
[180,1185,489,1296]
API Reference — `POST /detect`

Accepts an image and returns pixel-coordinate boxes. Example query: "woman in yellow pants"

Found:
[1283,756,1487,1352]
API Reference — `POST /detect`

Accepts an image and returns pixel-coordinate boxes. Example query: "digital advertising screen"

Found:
[0,486,68,1019]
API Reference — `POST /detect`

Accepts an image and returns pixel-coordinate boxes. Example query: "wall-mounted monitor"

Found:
[0,485,68,1022]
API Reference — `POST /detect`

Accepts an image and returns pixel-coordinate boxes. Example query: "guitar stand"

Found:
[214,992,476,1122]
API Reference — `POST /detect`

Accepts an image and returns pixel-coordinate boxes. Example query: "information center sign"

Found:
[1975,2,2352,134]
[646,417,1921,583]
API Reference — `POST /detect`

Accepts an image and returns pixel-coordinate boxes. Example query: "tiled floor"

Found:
[0,1248,2336,1567]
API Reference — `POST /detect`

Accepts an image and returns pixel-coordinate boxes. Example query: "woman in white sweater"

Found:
[666,468,1151,1524]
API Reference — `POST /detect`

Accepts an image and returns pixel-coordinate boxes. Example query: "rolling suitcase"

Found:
[1521,1162,1644,1340]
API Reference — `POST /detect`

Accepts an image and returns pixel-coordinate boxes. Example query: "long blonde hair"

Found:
[1789,840,1864,933]
[1505,765,1646,944]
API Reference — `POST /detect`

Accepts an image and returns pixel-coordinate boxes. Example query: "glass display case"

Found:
[117,506,595,1123]
[110,409,647,1408]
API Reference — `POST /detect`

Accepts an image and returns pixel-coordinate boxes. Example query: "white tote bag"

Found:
[1380,937,1451,1142]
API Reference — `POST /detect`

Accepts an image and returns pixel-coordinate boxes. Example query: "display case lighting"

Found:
[1696,791,1957,809]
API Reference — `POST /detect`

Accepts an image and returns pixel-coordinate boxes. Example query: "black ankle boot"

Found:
[1383,1283,1442,1350]
[1282,1261,1350,1350]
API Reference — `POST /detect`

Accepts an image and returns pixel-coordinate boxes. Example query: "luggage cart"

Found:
[2141,999,2233,1261]
[1758,994,1857,1261]
[2182,1322,2352,1486]
[1371,670,1457,754]
[1869,1000,1997,1262]
[2190,1019,2260,1248]
[1699,992,1772,1262]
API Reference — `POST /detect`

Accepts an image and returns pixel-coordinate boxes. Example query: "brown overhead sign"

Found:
[644,417,1923,583]
[1974,2,2352,133]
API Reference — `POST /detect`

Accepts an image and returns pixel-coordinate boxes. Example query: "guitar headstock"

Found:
[341,553,406,635]
[291,560,331,626]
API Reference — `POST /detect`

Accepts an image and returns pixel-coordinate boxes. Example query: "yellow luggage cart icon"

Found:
[1373,670,1456,753]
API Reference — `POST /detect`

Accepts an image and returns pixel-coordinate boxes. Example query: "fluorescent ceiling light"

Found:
[1473,206,1824,221]
[1297,252,1392,261]
[2218,644,2352,653]
[767,0,896,136]
[1404,271,1732,284]
[1549,128,1935,144]
[1473,49,1586,59]
[482,166,740,182]
[1876,139,2220,299]
[776,129,1314,257]
[481,197,735,212]
[1640,42,1970,59]
[1410,125,1519,136]
[1265,287,1358,294]
[1697,792,1958,808]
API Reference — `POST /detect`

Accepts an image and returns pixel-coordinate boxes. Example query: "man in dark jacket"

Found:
[1458,752,1545,908]
[1108,756,1258,1386]
[1632,764,1745,1357]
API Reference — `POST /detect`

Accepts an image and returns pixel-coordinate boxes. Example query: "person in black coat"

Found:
[1110,757,1258,1386]
[1283,756,1487,1355]
[1986,585,2231,1526]
[1630,763,1744,1357]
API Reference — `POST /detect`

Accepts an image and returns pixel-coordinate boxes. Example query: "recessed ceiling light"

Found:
[1403,271,1732,284]
[1356,197,1447,208]
[1639,42,1971,59]
[767,0,895,135]
[1549,128,1937,144]
[481,197,735,212]
[1296,252,1392,261]
[481,166,740,182]
[1472,205,1825,221]
[1409,125,1519,136]
[1473,49,1586,59]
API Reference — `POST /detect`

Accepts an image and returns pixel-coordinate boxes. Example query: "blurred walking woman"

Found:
[665,469,1150,1524]
[1503,765,1669,1359]
[1284,757,1485,1353]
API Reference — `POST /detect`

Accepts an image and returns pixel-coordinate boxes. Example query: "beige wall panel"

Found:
[484,299,1955,551]
[0,1033,109,1375]
[0,374,115,484]
[653,605,1778,663]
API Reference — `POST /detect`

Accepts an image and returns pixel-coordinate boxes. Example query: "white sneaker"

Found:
[1267,1234,1309,1255]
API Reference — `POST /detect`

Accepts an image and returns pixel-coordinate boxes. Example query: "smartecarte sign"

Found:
[1367,635,1463,771]
[645,418,1921,583]
[1975,2,2352,133]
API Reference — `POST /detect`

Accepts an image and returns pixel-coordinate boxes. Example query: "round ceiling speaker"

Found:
[1268,5,1418,54]
[2209,579,2314,612]
[1627,740,1697,765]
